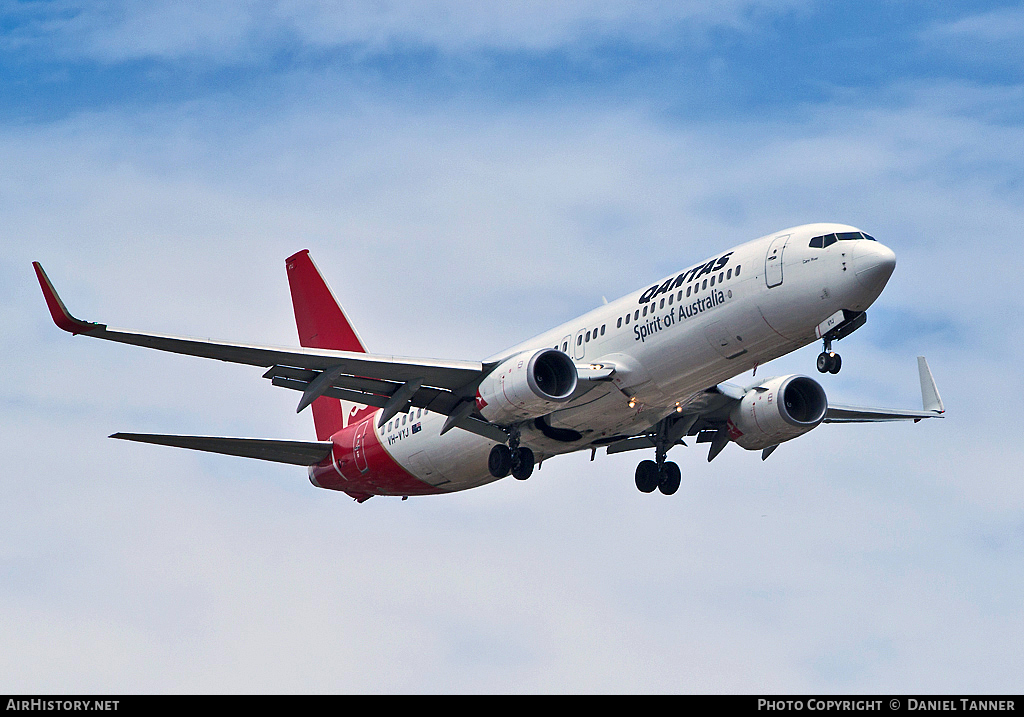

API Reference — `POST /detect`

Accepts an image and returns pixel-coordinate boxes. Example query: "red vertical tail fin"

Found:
[286,250,370,440]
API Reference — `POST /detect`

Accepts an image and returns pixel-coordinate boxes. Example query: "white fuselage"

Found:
[372,223,896,493]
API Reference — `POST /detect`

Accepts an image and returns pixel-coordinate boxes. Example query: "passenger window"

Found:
[702,279,707,289]
[634,310,639,321]
[577,335,583,345]
[585,331,590,342]
[710,275,715,287]
[677,290,682,301]
[686,286,691,297]
[643,306,648,317]
[736,265,741,276]
[727,268,732,279]
[625,313,630,324]
[402,415,406,425]
[600,325,605,336]
[719,272,724,283]
[668,294,673,305]
[562,342,568,351]
[617,317,622,328]
[659,298,665,309]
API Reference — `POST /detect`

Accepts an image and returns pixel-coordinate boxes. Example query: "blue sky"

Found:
[4,2,1022,122]
[2,0,1023,693]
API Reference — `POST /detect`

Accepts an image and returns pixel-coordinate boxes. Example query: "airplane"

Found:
[33,222,944,502]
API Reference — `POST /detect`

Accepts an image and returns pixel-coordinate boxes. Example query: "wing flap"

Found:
[110,433,335,466]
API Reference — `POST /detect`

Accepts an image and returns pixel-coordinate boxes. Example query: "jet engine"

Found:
[728,375,827,450]
[476,348,578,425]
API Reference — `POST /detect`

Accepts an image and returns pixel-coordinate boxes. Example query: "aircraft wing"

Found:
[34,262,494,429]
[822,405,941,423]
[823,357,945,423]
[606,356,944,461]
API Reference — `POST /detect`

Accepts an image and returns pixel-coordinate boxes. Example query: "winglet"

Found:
[917,356,945,414]
[32,262,106,335]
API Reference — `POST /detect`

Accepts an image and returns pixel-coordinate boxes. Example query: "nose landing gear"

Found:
[815,310,867,374]
[816,346,842,374]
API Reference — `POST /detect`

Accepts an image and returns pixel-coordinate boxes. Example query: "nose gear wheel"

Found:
[816,350,841,374]
[816,333,842,374]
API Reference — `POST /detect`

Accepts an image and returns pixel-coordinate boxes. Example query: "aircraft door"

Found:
[765,234,790,288]
[353,420,369,473]
[573,329,586,360]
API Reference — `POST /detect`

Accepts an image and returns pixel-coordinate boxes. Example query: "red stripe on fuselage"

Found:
[309,410,445,498]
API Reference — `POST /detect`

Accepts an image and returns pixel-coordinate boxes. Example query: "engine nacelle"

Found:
[728,375,827,451]
[477,348,578,425]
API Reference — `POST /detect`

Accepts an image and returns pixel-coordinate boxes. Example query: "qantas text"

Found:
[638,252,733,305]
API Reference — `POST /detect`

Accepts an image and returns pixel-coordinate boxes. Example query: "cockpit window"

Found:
[809,231,876,248]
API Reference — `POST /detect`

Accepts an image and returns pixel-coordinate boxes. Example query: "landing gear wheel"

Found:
[635,460,659,493]
[511,447,535,480]
[658,462,681,495]
[488,444,512,478]
[817,351,841,374]
[816,352,829,373]
[828,353,842,374]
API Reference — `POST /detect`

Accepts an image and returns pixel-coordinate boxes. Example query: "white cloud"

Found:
[919,6,1024,67]
[4,0,812,62]
[922,5,1024,45]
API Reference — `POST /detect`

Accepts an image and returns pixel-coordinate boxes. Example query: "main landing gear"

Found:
[488,427,535,480]
[634,416,689,495]
[635,459,681,495]
[816,337,842,375]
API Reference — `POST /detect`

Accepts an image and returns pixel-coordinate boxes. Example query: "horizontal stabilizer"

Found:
[110,433,334,466]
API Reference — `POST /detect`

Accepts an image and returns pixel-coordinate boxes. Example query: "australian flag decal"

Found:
[411,422,422,434]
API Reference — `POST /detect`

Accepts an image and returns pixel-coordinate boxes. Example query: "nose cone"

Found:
[852,240,896,295]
